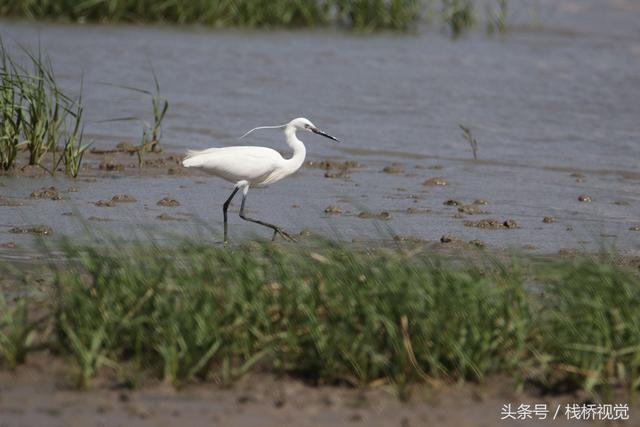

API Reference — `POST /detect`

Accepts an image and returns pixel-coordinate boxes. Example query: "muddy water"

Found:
[1,0,639,255]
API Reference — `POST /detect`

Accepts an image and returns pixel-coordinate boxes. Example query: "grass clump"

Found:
[0,292,36,369]
[537,257,640,394]
[0,44,24,171]
[0,40,91,176]
[441,0,475,38]
[18,50,63,167]
[60,91,90,177]
[102,67,168,167]
[334,0,421,31]
[225,0,331,28]
[486,0,508,34]
[54,241,226,386]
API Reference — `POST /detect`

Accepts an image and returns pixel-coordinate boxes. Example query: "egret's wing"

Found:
[182,146,283,183]
[184,146,281,162]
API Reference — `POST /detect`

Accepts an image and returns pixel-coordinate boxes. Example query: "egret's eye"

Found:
[304,124,310,129]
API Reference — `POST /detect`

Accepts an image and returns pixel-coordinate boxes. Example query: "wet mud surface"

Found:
[1,144,638,258]
[1,353,636,427]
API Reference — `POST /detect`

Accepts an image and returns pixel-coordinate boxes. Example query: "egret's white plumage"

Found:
[182,117,339,243]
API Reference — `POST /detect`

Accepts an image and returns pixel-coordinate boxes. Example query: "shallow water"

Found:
[1,0,639,255]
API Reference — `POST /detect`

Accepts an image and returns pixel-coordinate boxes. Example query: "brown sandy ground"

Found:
[1,352,637,427]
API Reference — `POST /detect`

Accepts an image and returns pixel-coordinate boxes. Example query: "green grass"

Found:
[1,1,521,35]
[0,291,36,369]
[0,0,422,31]
[46,239,530,389]
[100,66,168,167]
[335,0,421,31]
[486,0,508,34]
[60,91,91,177]
[0,39,91,176]
[0,39,25,170]
[537,257,640,395]
[0,0,513,34]
[441,0,475,38]
[1,237,639,398]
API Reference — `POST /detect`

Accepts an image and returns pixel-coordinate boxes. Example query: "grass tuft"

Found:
[537,256,640,394]
[441,0,475,38]
[334,0,421,31]
[99,66,168,168]
[0,292,36,369]
[486,0,508,34]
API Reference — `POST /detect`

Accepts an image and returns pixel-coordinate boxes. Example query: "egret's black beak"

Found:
[311,127,340,143]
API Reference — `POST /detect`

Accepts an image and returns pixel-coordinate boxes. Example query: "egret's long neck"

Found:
[283,125,306,172]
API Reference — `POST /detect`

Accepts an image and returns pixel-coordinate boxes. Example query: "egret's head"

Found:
[289,117,340,143]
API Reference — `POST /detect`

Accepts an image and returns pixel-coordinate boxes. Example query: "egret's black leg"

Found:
[223,187,240,244]
[238,192,295,242]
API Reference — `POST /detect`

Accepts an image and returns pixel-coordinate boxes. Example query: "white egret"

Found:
[182,117,339,243]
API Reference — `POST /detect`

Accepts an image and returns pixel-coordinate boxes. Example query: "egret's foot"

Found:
[273,228,296,242]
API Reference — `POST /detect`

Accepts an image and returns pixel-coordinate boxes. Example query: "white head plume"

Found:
[239,124,287,139]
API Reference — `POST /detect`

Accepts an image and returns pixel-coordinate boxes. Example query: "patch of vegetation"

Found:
[536,258,640,395]
[334,0,421,31]
[1,238,639,399]
[1,38,170,174]
[0,43,23,171]
[45,239,530,389]
[1,1,517,35]
[101,67,168,167]
[441,0,475,38]
[0,292,36,369]
[0,39,91,176]
[486,0,508,34]
[0,0,422,31]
